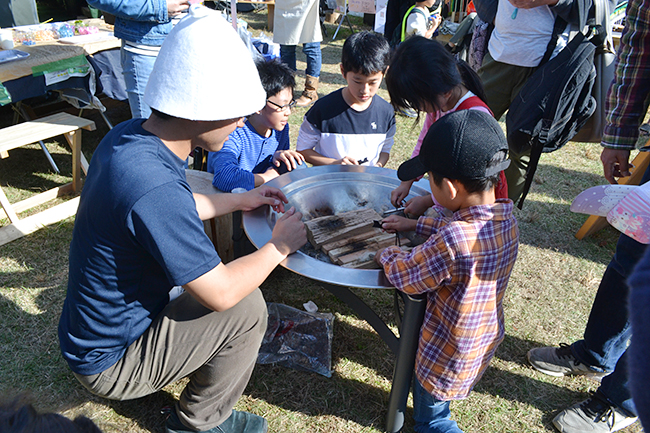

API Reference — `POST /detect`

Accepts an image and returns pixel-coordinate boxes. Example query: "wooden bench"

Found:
[237,0,275,31]
[0,112,96,246]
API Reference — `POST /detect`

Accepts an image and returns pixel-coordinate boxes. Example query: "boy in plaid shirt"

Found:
[377,110,519,432]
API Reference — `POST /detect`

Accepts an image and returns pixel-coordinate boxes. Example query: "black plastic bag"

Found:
[257,303,334,378]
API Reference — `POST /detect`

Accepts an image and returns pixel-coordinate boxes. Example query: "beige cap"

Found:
[144,5,266,121]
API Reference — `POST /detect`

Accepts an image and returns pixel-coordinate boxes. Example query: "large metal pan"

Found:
[243,165,432,289]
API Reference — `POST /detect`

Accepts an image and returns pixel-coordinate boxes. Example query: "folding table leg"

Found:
[13,103,61,174]
[64,130,82,193]
[0,187,20,224]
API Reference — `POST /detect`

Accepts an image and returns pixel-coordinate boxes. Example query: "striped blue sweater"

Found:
[207,120,290,192]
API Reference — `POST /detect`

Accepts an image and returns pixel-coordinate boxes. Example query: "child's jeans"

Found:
[413,378,464,433]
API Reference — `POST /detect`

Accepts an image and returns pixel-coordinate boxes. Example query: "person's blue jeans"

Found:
[569,164,650,416]
[413,378,464,433]
[120,45,157,119]
[280,42,322,77]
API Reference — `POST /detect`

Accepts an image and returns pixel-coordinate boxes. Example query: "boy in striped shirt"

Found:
[207,58,305,192]
[377,110,519,432]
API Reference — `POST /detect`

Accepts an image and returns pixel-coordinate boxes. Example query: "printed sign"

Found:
[349,0,375,13]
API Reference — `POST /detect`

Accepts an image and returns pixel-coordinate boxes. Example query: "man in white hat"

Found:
[57,6,306,433]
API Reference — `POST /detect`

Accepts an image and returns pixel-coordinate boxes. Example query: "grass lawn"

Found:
[0,9,645,433]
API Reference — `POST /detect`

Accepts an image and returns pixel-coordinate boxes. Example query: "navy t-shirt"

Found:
[58,119,222,376]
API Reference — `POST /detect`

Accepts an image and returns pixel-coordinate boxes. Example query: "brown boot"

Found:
[295,75,319,107]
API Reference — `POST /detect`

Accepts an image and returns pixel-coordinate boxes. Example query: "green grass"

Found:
[0,10,644,433]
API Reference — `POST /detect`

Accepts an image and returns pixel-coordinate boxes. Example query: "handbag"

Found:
[572,0,617,143]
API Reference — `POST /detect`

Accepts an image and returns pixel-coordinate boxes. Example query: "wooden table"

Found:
[186,169,235,263]
[0,19,121,112]
[237,0,275,31]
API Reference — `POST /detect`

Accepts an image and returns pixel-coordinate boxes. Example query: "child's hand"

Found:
[391,180,414,207]
[426,13,442,38]
[336,156,359,165]
[404,195,434,218]
[381,215,418,233]
[273,149,305,171]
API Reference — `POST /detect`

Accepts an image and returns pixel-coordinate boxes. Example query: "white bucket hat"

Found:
[144,5,266,121]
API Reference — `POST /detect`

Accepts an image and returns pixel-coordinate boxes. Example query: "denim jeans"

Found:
[280,42,322,77]
[570,164,650,416]
[120,45,157,119]
[413,378,464,433]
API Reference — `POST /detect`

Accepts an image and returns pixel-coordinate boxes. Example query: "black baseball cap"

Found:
[397,110,510,181]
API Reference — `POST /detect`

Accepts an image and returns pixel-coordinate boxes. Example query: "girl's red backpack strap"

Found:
[456,96,494,117]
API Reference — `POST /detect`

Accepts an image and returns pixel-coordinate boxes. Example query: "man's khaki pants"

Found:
[74,289,267,431]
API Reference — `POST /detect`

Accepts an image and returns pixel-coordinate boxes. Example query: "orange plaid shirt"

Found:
[379,199,519,400]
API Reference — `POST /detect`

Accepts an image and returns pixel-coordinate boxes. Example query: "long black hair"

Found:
[385,36,487,117]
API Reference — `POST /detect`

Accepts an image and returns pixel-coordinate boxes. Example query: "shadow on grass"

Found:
[515,194,620,265]
[0,147,75,192]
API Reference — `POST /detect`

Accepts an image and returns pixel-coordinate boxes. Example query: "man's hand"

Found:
[601,148,632,184]
[273,149,305,171]
[381,215,418,233]
[239,185,288,213]
[167,0,190,16]
[269,207,307,256]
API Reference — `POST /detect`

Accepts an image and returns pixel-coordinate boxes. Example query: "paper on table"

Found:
[58,32,115,45]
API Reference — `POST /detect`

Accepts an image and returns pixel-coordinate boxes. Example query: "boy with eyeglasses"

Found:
[207,58,305,192]
[296,31,395,167]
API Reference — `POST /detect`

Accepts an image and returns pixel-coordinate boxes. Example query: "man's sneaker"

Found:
[552,393,637,433]
[527,344,608,378]
[166,409,268,433]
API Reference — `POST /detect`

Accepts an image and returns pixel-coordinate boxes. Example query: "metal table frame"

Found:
[322,283,426,432]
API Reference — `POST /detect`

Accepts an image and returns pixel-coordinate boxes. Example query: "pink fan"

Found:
[571,182,650,244]
[570,184,636,216]
[607,182,650,244]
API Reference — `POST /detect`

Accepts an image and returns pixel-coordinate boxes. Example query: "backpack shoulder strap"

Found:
[401,5,428,41]
[456,96,494,117]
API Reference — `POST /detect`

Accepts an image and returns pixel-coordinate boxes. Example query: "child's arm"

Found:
[376,233,450,295]
[207,140,256,192]
[425,13,442,38]
[391,179,416,207]
[404,194,435,218]
[254,169,280,187]
[376,152,390,168]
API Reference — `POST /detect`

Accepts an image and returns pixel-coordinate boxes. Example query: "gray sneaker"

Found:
[166,409,268,433]
[552,394,637,433]
[527,344,608,378]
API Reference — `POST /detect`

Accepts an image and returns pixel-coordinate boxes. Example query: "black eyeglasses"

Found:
[267,99,297,112]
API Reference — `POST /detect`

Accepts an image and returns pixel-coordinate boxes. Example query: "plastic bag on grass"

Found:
[257,302,334,377]
[251,32,280,61]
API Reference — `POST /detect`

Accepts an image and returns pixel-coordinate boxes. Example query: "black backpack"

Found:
[506,12,601,208]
